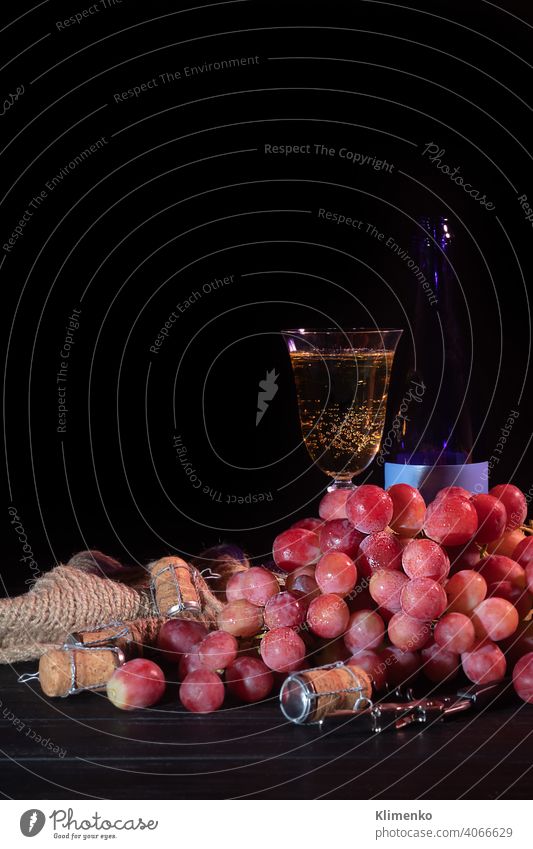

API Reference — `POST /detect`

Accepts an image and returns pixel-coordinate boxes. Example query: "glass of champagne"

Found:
[282,328,402,491]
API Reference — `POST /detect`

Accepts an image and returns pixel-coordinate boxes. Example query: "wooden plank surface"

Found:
[0,663,532,799]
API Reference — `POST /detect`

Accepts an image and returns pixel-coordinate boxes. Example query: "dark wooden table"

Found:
[0,663,531,799]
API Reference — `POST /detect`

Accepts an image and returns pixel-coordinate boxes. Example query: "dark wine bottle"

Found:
[383,215,488,502]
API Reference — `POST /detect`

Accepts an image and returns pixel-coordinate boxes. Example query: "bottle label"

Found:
[384,461,489,503]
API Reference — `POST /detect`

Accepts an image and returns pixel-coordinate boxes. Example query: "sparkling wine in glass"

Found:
[282,329,402,491]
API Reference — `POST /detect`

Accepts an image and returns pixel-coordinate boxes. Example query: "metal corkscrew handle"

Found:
[321,700,446,733]
[319,680,514,733]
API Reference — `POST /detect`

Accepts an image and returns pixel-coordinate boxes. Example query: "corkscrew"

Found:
[319,680,513,734]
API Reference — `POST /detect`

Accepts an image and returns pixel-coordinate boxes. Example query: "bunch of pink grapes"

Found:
[105,481,533,714]
[264,482,533,704]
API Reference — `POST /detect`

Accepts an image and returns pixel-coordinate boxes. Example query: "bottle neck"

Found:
[394,215,472,464]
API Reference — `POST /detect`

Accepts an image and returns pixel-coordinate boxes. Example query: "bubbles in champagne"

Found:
[289,350,394,478]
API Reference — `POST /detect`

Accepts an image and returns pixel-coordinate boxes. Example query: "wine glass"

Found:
[282,328,402,491]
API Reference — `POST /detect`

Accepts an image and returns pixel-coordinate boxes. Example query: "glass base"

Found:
[327,478,356,492]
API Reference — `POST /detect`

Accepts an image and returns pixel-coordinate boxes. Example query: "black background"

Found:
[2,0,532,590]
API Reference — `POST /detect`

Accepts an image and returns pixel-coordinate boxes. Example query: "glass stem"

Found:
[327,478,355,492]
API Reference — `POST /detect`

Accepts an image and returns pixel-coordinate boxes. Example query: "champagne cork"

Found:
[39,646,124,698]
[72,617,164,657]
[149,557,201,617]
[280,663,373,724]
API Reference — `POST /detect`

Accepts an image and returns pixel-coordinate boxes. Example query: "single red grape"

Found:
[264,591,306,629]
[346,485,393,534]
[400,577,447,621]
[242,566,280,607]
[434,612,475,654]
[344,609,385,652]
[107,659,166,710]
[226,656,274,702]
[315,550,357,597]
[156,619,208,661]
[445,569,487,614]
[217,599,264,637]
[272,528,321,573]
[513,537,533,570]
[198,630,238,671]
[260,626,306,672]
[285,570,320,605]
[471,597,519,642]
[318,518,364,557]
[421,641,460,683]
[487,581,532,620]
[512,652,533,703]
[489,483,527,530]
[486,528,526,557]
[472,493,508,544]
[319,488,351,520]
[347,650,386,690]
[357,530,402,578]
[387,612,432,651]
[476,554,526,589]
[402,538,450,582]
[379,647,420,688]
[387,483,426,537]
[461,641,506,684]
[179,669,225,713]
[424,495,478,546]
[225,571,248,602]
[306,593,350,639]
[369,569,409,613]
